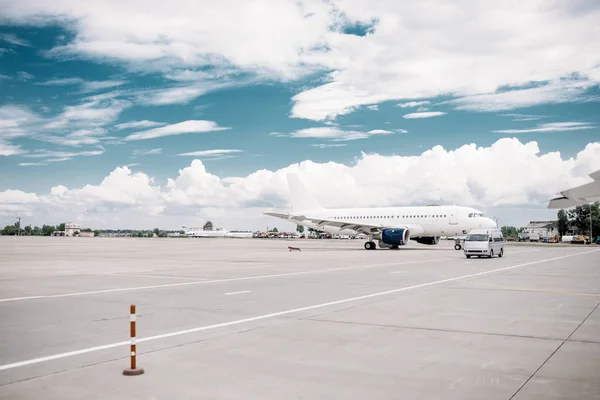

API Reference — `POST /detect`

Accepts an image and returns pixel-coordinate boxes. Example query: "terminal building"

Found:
[52,222,94,237]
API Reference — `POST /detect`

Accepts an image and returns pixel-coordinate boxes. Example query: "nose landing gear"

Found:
[454,238,462,250]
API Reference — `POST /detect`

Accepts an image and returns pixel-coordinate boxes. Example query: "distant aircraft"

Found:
[264,174,496,250]
[547,169,600,209]
[182,226,253,238]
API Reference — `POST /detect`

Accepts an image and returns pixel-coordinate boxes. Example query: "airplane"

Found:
[547,169,600,209]
[264,174,497,250]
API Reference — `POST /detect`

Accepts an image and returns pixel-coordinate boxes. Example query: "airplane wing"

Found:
[547,169,600,209]
[300,217,425,236]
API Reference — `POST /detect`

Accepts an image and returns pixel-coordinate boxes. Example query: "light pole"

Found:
[16,217,21,236]
[590,203,593,245]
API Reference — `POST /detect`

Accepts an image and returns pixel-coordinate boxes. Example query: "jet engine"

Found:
[381,228,410,246]
[413,236,441,245]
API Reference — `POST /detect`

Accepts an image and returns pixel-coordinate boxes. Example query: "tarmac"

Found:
[0,236,599,399]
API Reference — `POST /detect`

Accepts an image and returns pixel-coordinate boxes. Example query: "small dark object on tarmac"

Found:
[288,246,301,252]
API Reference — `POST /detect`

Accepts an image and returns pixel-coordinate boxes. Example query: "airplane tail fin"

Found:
[287,173,324,212]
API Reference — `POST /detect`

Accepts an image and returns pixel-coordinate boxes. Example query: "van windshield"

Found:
[466,234,488,241]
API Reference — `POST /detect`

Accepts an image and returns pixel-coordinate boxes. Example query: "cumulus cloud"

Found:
[123,120,230,141]
[493,122,596,134]
[3,138,600,228]
[403,111,446,119]
[366,105,379,111]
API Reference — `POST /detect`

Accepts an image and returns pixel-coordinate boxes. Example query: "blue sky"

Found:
[1,1,600,230]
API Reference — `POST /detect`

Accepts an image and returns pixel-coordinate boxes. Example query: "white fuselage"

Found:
[288,205,496,238]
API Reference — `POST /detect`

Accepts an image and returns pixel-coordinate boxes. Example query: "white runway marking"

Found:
[0,258,451,303]
[225,291,250,296]
[90,272,206,281]
[390,271,405,274]
[0,248,597,372]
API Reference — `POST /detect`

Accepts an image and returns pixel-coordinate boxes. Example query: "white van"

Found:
[463,229,504,258]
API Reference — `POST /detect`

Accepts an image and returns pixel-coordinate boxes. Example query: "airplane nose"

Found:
[484,218,497,228]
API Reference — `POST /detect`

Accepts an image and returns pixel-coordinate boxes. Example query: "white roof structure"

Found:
[548,169,600,209]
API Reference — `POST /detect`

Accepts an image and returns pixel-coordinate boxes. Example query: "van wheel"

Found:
[466,255,471,259]
[498,248,503,258]
[489,249,494,258]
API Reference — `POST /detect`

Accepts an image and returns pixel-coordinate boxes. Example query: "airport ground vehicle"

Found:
[463,229,504,258]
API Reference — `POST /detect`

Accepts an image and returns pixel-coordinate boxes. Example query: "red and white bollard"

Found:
[123,304,144,376]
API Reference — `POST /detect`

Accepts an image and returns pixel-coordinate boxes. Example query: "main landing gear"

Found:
[454,238,462,250]
[364,241,376,250]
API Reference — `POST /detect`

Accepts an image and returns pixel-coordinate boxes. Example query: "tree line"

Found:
[1,222,94,236]
[500,202,600,239]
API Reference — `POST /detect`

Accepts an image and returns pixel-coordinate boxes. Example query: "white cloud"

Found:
[366,129,393,135]
[287,127,394,141]
[18,162,46,166]
[115,121,166,131]
[396,129,408,133]
[397,101,430,108]
[403,111,446,119]
[45,97,131,130]
[136,85,211,105]
[124,120,230,141]
[47,158,72,162]
[311,144,347,148]
[499,113,547,122]
[4,1,598,121]
[16,71,34,81]
[447,80,597,112]
[0,140,25,156]
[178,149,242,157]
[0,33,31,47]
[39,78,85,86]
[3,138,600,229]
[23,149,104,159]
[0,105,40,155]
[492,122,596,134]
[0,105,39,135]
[81,80,127,93]
[366,105,379,111]
[132,148,162,156]
[38,78,126,93]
